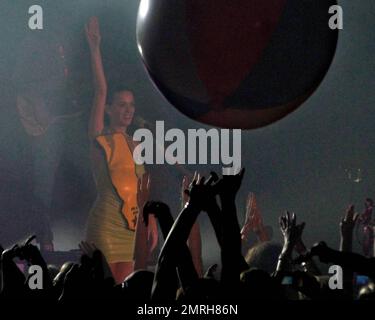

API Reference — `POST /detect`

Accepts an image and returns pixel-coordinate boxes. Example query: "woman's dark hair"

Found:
[104,85,137,133]
[107,85,134,106]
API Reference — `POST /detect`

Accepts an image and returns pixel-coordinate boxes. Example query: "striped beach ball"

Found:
[137,0,338,129]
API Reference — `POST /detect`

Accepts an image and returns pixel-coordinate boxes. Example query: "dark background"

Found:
[0,0,374,267]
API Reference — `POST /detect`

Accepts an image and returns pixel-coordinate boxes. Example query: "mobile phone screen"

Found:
[356,275,369,286]
[281,276,293,285]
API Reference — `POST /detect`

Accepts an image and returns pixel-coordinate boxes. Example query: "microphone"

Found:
[134,116,153,129]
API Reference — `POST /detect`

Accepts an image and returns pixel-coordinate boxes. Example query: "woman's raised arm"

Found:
[85,16,107,139]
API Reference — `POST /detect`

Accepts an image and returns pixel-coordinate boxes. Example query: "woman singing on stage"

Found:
[84,17,158,284]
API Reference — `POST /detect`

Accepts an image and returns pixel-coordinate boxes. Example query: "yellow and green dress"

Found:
[85,132,145,263]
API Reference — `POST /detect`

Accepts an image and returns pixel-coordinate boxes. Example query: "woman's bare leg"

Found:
[109,262,134,284]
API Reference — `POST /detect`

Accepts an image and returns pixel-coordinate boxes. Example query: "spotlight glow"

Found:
[139,0,150,20]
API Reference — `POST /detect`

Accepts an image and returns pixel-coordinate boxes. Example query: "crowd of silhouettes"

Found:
[1,169,375,301]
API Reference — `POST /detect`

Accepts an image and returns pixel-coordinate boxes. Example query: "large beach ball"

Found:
[137,0,338,129]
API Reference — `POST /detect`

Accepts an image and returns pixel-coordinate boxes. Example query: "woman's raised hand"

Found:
[85,16,101,51]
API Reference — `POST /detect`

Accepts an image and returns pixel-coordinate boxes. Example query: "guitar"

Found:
[16,95,82,136]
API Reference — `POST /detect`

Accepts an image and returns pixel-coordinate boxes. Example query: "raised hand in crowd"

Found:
[340,204,359,252]
[1,235,52,299]
[181,174,203,277]
[144,200,196,301]
[214,169,249,291]
[276,212,305,274]
[151,172,220,301]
